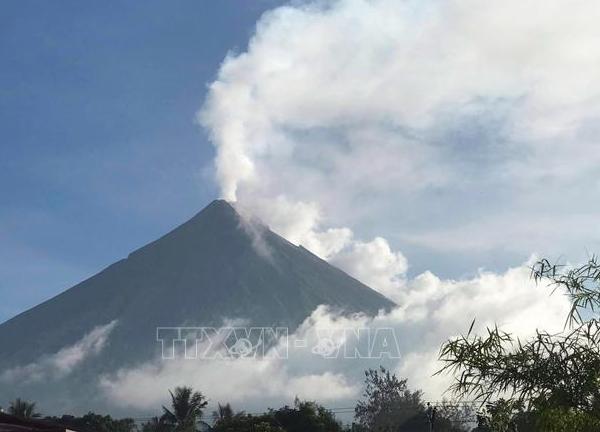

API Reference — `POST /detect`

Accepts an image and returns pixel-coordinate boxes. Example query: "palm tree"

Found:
[212,403,234,423]
[142,416,172,432]
[161,387,208,432]
[8,398,41,419]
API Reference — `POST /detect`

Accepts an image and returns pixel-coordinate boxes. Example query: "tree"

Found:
[468,400,535,432]
[438,256,600,431]
[353,367,468,431]
[355,367,424,431]
[161,386,208,432]
[273,399,343,432]
[431,401,476,432]
[212,412,282,432]
[45,413,136,432]
[141,416,172,432]
[8,398,40,419]
[253,422,285,432]
[213,403,241,424]
[212,403,253,432]
[212,399,339,432]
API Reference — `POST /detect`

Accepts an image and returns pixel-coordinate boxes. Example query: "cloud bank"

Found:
[200,0,600,294]
[184,0,595,412]
[1,320,118,384]
[99,263,570,411]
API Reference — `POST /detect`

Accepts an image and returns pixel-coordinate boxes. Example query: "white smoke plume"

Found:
[99,262,570,412]
[200,0,600,299]
[1,320,118,384]
[145,0,600,415]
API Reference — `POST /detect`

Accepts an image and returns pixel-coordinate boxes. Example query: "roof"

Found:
[0,413,75,432]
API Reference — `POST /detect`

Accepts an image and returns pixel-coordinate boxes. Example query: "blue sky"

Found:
[3,0,600,324]
[3,0,599,413]
[0,1,282,322]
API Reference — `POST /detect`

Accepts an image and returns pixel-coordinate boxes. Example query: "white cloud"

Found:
[235,195,352,259]
[163,0,600,414]
[99,332,358,410]
[99,262,570,411]
[201,0,600,199]
[331,237,408,303]
[200,0,600,294]
[1,320,118,384]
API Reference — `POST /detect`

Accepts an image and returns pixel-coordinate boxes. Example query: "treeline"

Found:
[3,399,135,432]
[7,256,600,432]
[4,368,471,432]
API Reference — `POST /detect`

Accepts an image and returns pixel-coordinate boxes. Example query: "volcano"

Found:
[0,200,394,411]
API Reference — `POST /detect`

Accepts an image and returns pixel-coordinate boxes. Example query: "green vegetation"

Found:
[45,412,136,432]
[8,397,41,419]
[161,387,209,432]
[439,256,600,431]
[354,367,470,431]
[210,398,343,432]
[9,256,600,431]
[6,377,468,432]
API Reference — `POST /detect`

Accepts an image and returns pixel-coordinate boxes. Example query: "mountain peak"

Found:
[138,199,245,255]
[203,198,236,213]
[0,199,395,411]
[186,198,239,226]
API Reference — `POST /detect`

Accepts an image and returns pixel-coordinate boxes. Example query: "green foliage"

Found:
[354,367,469,431]
[212,412,280,432]
[212,399,341,432]
[273,399,343,432]
[46,412,136,432]
[141,416,172,432]
[433,401,476,432]
[161,386,208,432]
[535,407,600,432]
[212,403,236,423]
[355,367,424,431]
[253,422,285,432]
[438,256,600,431]
[8,398,40,419]
[470,400,535,432]
[211,403,259,432]
[533,256,600,327]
